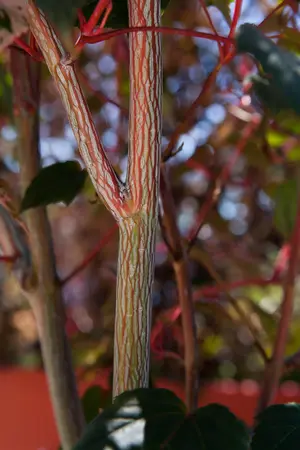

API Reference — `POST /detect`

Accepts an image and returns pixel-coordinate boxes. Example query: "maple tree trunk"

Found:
[27,0,162,400]
[113,0,162,396]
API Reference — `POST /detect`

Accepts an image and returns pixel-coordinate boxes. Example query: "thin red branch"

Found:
[193,275,281,300]
[13,37,44,62]
[229,0,243,37]
[78,26,233,46]
[79,70,128,114]
[163,64,222,162]
[256,189,300,414]
[77,9,87,29]
[0,254,19,262]
[224,0,243,56]
[258,0,287,29]
[160,166,199,412]
[187,115,260,250]
[61,223,118,286]
[198,0,224,60]
[152,273,275,365]
[185,158,213,180]
[83,0,112,35]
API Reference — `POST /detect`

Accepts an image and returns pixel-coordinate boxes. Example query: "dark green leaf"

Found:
[252,403,300,450]
[36,0,88,41]
[20,161,87,212]
[0,8,12,32]
[0,60,13,118]
[273,178,298,239]
[81,385,111,424]
[73,388,249,450]
[78,0,171,29]
[235,24,300,116]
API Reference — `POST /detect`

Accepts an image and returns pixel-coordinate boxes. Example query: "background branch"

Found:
[160,165,199,412]
[256,184,300,415]
[10,47,84,450]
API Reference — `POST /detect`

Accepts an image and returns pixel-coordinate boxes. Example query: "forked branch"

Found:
[27,0,127,220]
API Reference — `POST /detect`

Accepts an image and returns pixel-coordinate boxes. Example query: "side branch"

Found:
[10,47,84,450]
[160,166,199,412]
[27,0,127,219]
[256,190,300,414]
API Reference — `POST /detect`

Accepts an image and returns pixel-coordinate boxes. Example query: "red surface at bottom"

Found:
[2,369,300,450]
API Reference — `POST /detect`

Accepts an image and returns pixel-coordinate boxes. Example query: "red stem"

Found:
[187,116,260,249]
[257,185,300,414]
[258,0,287,28]
[224,0,243,56]
[0,254,19,262]
[198,0,224,60]
[78,26,233,46]
[61,223,118,285]
[79,70,128,113]
[194,275,281,300]
[229,0,243,37]
[83,0,112,35]
[13,38,44,62]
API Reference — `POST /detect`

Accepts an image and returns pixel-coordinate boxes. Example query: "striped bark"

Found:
[27,0,162,400]
[113,0,162,397]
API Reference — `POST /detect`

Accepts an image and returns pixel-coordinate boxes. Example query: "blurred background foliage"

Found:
[1,0,300,388]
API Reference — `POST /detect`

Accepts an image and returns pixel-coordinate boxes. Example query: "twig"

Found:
[258,0,287,29]
[79,69,128,114]
[193,275,281,299]
[190,246,269,363]
[187,116,260,251]
[61,223,118,286]
[163,65,221,162]
[10,48,85,449]
[256,187,300,415]
[78,26,234,46]
[160,166,199,412]
[198,0,224,60]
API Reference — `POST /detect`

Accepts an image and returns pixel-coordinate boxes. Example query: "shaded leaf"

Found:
[235,24,300,116]
[273,178,298,239]
[21,161,87,211]
[36,0,84,28]
[0,59,13,118]
[35,0,89,50]
[0,8,12,32]
[252,403,300,450]
[79,0,171,29]
[74,388,249,450]
[81,385,111,424]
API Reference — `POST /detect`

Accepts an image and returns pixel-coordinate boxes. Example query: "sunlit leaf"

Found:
[74,388,249,450]
[273,178,298,239]
[266,130,287,147]
[288,146,300,162]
